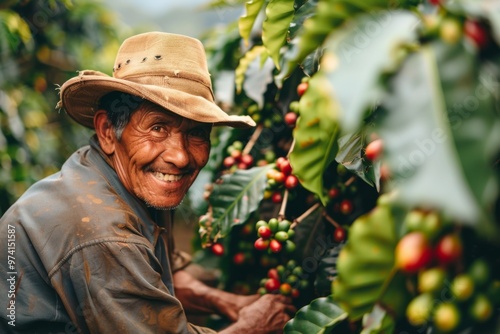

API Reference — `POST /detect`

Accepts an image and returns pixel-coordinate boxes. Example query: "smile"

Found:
[153,172,183,182]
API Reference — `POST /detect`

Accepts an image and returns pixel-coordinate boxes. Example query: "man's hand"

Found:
[215,293,260,322]
[173,269,259,321]
[219,294,296,334]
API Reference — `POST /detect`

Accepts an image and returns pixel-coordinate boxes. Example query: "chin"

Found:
[143,196,184,211]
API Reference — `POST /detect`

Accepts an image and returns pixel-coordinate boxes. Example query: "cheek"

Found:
[192,142,210,167]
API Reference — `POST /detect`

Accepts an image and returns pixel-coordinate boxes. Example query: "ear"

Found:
[94,110,116,155]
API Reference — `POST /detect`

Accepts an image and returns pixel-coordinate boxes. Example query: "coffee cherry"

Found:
[254,238,270,251]
[297,82,308,97]
[333,227,347,243]
[278,220,291,232]
[223,156,235,168]
[269,239,283,253]
[435,233,463,266]
[418,267,446,293]
[267,268,280,281]
[469,294,493,322]
[404,210,426,232]
[339,199,354,215]
[395,232,433,273]
[258,225,273,239]
[468,258,490,288]
[211,243,224,256]
[328,187,340,199]
[237,162,249,170]
[265,150,276,163]
[277,158,292,175]
[274,231,289,242]
[240,154,254,167]
[255,220,268,230]
[451,274,475,301]
[231,149,242,160]
[273,171,286,183]
[406,293,433,327]
[284,112,298,127]
[433,302,460,332]
[265,278,280,292]
[268,218,279,232]
[286,260,297,270]
[285,175,299,189]
[279,283,292,295]
[284,241,295,253]
[440,17,463,45]
[365,139,383,161]
[465,20,489,49]
[271,192,283,204]
[291,289,300,298]
[233,252,246,265]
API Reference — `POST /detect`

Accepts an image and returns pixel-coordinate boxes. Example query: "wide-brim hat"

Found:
[57,32,255,129]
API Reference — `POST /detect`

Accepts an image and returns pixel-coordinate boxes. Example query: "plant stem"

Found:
[290,202,321,229]
[278,189,289,220]
[323,212,341,229]
[242,124,264,156]
[344,176,356,187]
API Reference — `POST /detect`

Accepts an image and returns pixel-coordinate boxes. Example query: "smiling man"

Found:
[0,32,295,333]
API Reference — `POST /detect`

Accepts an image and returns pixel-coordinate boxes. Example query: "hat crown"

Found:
[112,32,211,87]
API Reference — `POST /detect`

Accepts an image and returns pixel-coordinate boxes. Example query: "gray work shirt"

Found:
[0,136,215,334]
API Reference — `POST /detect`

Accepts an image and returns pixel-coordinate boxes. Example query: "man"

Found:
[0,32,294,333]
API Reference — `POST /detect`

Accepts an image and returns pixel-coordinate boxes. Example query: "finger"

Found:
[263,294,292,304]
[283,303,297,316]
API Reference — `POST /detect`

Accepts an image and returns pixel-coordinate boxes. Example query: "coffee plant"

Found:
[194,0,500,333]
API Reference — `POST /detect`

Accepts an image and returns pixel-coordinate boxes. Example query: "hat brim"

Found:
[59,72,256,129]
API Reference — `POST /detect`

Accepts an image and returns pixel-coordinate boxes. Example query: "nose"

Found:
[160,133,190,169]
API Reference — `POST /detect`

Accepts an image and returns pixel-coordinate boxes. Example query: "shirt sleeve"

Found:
[171,249,192,273]
[53,239,216,334]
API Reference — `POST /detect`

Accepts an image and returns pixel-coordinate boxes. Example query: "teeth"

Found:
[154,172,182,182]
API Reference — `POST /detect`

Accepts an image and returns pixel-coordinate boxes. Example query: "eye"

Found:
[151,124,164,132]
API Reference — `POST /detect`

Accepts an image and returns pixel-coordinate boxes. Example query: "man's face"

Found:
[110,102,211,209]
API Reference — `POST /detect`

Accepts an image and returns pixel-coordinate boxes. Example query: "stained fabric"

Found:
[0,136,215,334]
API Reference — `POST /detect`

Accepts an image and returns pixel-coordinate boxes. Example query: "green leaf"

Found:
[239,0,266,45]
[209,164,274,238]
[279,0,391,81]
[262,0,295,69]
[242,49,275,108]
[333,203,409,320]
[235,45,269,93]
[284,296,348,334]
[361,305,395,334]
[336,129,378,189]
[323,10,419,134]
[292,202,326,262]
[378,41,499,236]
[314,243,343,297]
[289,72,340,205]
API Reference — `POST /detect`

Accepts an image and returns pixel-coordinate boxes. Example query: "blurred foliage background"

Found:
[0,0,120,214]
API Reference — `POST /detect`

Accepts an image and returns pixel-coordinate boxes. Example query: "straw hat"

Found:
[57,32,255,129]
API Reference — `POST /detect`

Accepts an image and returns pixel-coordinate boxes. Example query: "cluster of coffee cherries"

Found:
[264,157,300,204]
[222,141,254,171]
[395,210,500,332]
[254,218,296,254]
[326,165,357,216]
[257,260,309,298]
